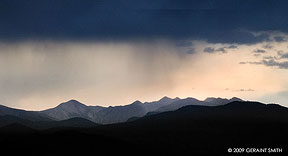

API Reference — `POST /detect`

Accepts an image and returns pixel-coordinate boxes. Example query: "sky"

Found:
[1,0,288,110]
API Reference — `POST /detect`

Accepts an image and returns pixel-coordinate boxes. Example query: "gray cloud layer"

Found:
[203,47,227,53]
[278,51,288,59]
[262,59,288,69]
[240,59,288,69]
[203,44,238,54]
[225,88,255,92]
[254,49,266,53]
[274,36,286,42]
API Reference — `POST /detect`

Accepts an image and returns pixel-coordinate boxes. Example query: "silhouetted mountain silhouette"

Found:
[204,97,243,105]
[133,101,288,125]
[41,97,181,124]
[41,99,105,121]
[155,97,242,112]
[0,115,37,129]
[142,96,180,112]
[0,116,98,130]
[0,104,51,121]
[1,96,243,125]
[0,100,287,155]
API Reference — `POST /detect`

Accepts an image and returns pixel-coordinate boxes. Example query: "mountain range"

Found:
[0,99,287,155]
[0,96,243,125]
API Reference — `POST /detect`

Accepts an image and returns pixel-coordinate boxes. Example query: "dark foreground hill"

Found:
[0,105,52,121]
[0,115,98,130]
[0,101,287,155]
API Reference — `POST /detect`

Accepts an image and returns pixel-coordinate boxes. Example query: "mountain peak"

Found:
[204,97,243,103]
[57,99,86,108]
[174,97,181,100]
[204,97,219,102]
[132,100,142,105]
[230,97,243,101]
[66,99,81,103]
[159,96,172,101]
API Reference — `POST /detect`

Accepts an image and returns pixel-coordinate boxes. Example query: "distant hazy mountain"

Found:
[40,100,147,124]
[92,97,179,124]
[87,97,180,124]
[156,97,206,112]
[1,96,244,125]
[40,100,105,121]
[0,104,51,122]
[156,97,243,112]
[92,100,147,124]
[1,97,178,127]
[142,96,180,112]
[40,97,180,124]
[204,97,243,106]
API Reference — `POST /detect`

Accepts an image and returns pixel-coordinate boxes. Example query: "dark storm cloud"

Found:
[175,41,193,47]
[262,59,288,69]
[280,53,288,59]
[274,36,286,42]
[227,45,238,49]
[1,0,288,44]
[225,88,255,92]
[240,59,288,69]
[174,41,196,54]
[203,47,227,53]
[254,54,261,57]
[277,51,288,59]
[216,47,226,53]
[236,89,255,92]
[186,48,195,54]
[203,45,237,54]
[262,44,273,49]
[239,61,262,65]
[263,56,277,60]
[203,47,215,53]
[254,49,266,53]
